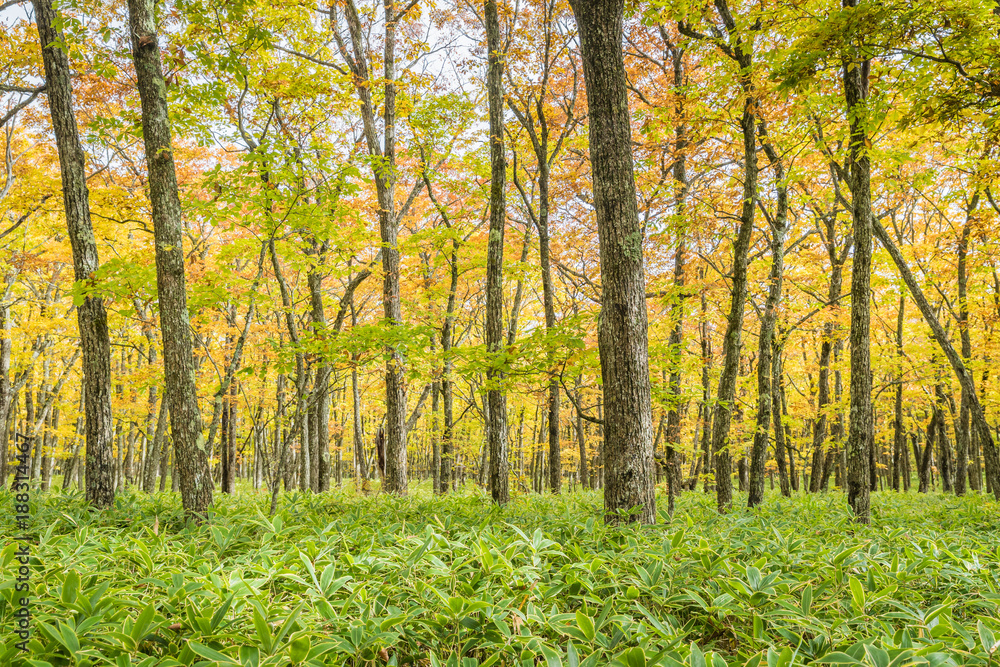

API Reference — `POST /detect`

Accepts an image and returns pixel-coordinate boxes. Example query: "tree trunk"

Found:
[953,196,977,496]
[32,0,115,509]
[748,132,787,508]
[892,295,905,491]
[127,0,212,519]
[574,374,589,489]
[664,43,689,515]
[484,0,509,505]
[842,9,873,523]
[570,0,656,524]
[698,272,714,493]
[698,0,758,513]
[772,339,791,496]
[308,263,331,493]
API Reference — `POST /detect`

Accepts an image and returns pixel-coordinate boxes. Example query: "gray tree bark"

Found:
[569,0,656,524]
[953,195,977,496]
[892,295,905,491]
[32,0,115,509]
[748,131,787,508]
[664,39,688,515]
[127,0,213,519]
[842,5,874,523]
[484,0,510,505]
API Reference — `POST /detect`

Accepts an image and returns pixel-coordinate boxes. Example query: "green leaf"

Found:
[290,634,310,663]
[131,603,156,644]
[567,641,580,667]
[818,652,861,664]
[576,610,596,643]
[689,643,706,667]
[540,644,563,667]
[188,641,239,665]
[849,576,866,613]
[62,571,80,605]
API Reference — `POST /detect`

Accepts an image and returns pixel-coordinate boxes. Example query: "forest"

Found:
[2,0,1000,664]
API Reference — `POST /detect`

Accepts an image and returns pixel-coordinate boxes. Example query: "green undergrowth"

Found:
[2,485,1000,667]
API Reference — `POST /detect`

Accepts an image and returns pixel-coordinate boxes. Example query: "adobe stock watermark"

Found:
[10,433,33,652]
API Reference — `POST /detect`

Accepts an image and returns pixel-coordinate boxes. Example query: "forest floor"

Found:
[1,484,999,666]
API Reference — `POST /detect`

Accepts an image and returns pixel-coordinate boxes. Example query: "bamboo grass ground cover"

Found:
[2,486,999,666]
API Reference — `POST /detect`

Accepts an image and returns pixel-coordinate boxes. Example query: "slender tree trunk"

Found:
[748,133,787,508]
[570,0,655,524]
[664,43,689,515]
[0,286,12,486]
[772,339,790,496]
[309,264,332,493]
[842,10,873,523]
[710,48,757,513]
[431,379,440,493]
[33,0,115,509]
[698,274,714,493]
[127,0,212,518]
[574,373,589,488]
[954,197,977,496]
[892,295,905,491]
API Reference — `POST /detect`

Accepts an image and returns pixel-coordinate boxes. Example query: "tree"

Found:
[126,0,213,519]
[748,128,787,508]
[569,0,656,524]
[484,0,510,505]
[329,0,425,495]
[679,0,759,513]
[505,0,580,495]
[32,0,115,509]
[841,0,874,524]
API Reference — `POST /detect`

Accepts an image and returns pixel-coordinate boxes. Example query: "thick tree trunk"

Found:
[748,134,787,508]
[570,0,656,524]
[484,0,509,505]
[33,0,115,509]
[127,0,212,519]
[842,12,873,523]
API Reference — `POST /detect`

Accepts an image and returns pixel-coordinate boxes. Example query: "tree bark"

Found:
[892,295,905,491]
[709,33,756,513]
[748,132,787,508]
[484,0,510,505]
[127,0,212,519]
[308,259,331,493]
[842,7,873,523]
[664,41,689,515]
[772,337,791,496]
[570,0,656,524]
[953,195,977,496]
[32,0,115,509]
